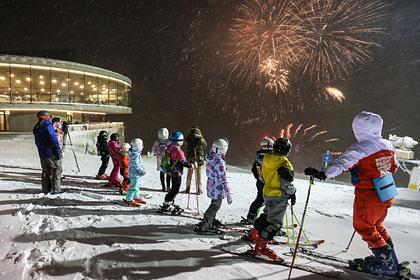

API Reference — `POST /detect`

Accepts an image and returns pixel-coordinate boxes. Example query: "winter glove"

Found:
[226,192,233,205]
[289,193,296,206]
[304,167,326,180]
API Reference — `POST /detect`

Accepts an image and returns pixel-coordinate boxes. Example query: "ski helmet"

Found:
[170,131,184,146]
[37,111,51,119]
[121,142,131,150]
[158,128,169,141]
[110,133,119,141]
[212,138,229,155]
[99,130,108,137]
[260,138,274,151]
[273,138,292,156]
[51,117,61,123]
[130,138,144,150]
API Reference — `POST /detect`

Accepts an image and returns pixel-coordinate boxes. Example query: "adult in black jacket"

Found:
[96,130,110,179]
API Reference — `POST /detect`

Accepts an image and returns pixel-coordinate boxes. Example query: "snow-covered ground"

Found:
[0,134,419,280]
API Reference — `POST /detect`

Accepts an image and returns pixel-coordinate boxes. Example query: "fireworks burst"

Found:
[228,0,304,91]
[228,0,387,92]
[298,0,388,81]
[325,86,345,102]
[266,123,340,154]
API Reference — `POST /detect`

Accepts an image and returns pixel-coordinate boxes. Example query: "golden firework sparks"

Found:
[298,0,388,81]
[325,86,345,102]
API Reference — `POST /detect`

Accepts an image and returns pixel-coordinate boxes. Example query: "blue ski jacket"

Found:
[33,119,62,159]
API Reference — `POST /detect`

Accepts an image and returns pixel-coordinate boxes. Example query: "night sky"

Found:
[1,0,420,183]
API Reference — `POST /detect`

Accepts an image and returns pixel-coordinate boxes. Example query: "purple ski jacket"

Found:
[206,151,232,203]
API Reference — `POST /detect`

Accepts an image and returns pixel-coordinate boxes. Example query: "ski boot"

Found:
[212,219,225,229]
[134,198,147,205]
[254,238,283,261]
[355,245,398,277]
[243,228,260,243]
[160,202,182,215]
[122,199,141,207]
[387,238,411,277]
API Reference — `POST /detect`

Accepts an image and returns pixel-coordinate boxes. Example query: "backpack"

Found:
[160,152,172,174]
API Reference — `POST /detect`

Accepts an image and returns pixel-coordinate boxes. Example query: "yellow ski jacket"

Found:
[262,153,294,197]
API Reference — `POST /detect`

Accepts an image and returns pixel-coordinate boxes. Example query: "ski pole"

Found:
[290,205,296,246]
[67,131,80,173]
[291,208,310,244]
[287,176,314,280]
[285,206,291,246]
[195,165,200,214]
[344,230,357,252]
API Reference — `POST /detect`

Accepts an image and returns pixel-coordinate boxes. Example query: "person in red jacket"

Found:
[305,111,400,277]
[119,142,131,193]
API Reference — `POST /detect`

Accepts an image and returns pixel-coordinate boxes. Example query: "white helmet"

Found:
[158,128,169,141]
[122,142,131,150]
[212,138,229,155]
[260,137,274,151]
[130,138,144,150]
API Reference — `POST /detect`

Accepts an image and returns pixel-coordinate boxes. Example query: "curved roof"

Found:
[0,54,132,86]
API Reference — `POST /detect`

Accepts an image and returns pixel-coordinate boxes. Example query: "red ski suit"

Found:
[324,112,399,249]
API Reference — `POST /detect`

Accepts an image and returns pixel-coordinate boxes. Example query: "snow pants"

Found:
[353,188,394,249]
[247,180,264,221]
[186,165,203,193]
[254,196,288,240]
[40,156,63,194]
[126,177,140,201]
[108,156,121,186]
[98,155,109,176]
[202,198,223,230]
[165,176,182,202]
[160,171,171,191]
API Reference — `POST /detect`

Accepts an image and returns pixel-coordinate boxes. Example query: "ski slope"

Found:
[0,134,419,280]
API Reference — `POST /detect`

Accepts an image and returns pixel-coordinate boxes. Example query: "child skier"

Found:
[119,142,131,193]
[96,130,110,180]
[123,138,146,207]
[151,128,171,192]
[242,137,274,225]
[195,138,232,233]
[304,111,400,277]
[105,133,122,188]
[160,131,195,214]
[247,138,296,260]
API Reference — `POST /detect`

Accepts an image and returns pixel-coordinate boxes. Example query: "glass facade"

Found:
[0,64,131,106]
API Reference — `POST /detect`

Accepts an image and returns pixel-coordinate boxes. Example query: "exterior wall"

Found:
[65,122,125,155]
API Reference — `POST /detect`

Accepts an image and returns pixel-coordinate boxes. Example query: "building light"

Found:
[81,92,84,95]
[56,89,60,93]
[39,75,44,79]
[70,91,74,94]
[61,83,66,87]
[10,74,15,77]
[39,81,45,85]
[52,79,57,83]
[79,85,84,89]
[15,80,21,84]
[74,82,79,86]
[24,88,28,91]
[26,77,31,81]
[0,76,5,80]
[41,88,45,92]
[1,108,106,115]
[87,81,91,85]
